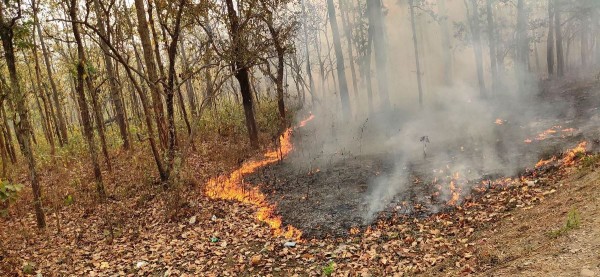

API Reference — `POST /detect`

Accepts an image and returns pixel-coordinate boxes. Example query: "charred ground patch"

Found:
[245,81,600,239]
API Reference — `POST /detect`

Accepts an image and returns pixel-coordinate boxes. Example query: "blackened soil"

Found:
[246,78,600,238]
[245,155,394,238]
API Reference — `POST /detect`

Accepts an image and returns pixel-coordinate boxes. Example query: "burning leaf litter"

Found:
[205,115,315,239]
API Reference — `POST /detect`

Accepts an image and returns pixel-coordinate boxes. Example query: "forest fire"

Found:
[525,126,576,143]
[205,116,315,239]
[562,141,587,166]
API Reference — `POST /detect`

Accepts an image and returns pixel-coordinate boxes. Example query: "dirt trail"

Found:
[473,167,600,276]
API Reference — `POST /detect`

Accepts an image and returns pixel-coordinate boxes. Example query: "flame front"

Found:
[562,141,587,166]
[205,116,315,240]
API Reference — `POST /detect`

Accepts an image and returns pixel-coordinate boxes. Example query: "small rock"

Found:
[188,215,197,225]
[250,255,262,266]
[283,241,296,247]
[135,261,148,269]
[526,181,535,187]
[580,268,596,277]
[211,215,217,221]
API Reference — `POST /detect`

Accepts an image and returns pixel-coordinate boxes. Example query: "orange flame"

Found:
[447,181,461,206]
[446,172,462,206]
[562,141,587,166]
[298,114,315,127]
[494,118,504,125]
[535,156,556,168]
[205,116,315,240]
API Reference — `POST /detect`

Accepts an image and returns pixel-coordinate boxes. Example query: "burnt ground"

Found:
[246,79,600,239]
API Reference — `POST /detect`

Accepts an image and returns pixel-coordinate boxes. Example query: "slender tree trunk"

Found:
[0,106,16,163]
[467,0,487,97]
[365,30,374,113]
[70,0,106,199]
[0,10,46,228]
[134,0,168,148]
[547,0,555,76]
[86,77,112,171]
[340,0,359,98]
[225,0,259,147]
[581,19,590,69]
[93,0,131,150]
[315,30,326,103]
[179,42,197,117]
[175,74,192,137]
[409,0,424,107]
[33,0,67,145]
[516,0,529,93]
[264,14,287,124]
[533,37,541,72]
[367,0,390,106]
[24,52,54,154]
[148,0,167,80]
[437,0,453,85]
[327,0,352,119]
[486,0,498,94]
[555,0,564,77]
[162,0,185,183]
[301,0,317,106]
[0,114,6,176]
[276,49,286,123]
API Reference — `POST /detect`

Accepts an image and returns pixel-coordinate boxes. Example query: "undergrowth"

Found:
[547,208,581,238]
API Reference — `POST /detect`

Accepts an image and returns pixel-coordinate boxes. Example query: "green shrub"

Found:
[548,208,581,238]
[322,261,335,276]
[0,180,24,216]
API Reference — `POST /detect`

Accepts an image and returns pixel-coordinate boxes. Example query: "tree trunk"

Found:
[301,0,317,106]
[0,106,16,163]
[179,42,197,117]
[93,0,131,150]
[554,0,564,77]
[86,77,112,171]
[516,0,529,93]
[409,0,424,107]
[437,0,453,85]
[547,0,555,76]
[32,0,68,145]
[134,0,168,148]
[24,51,55,155]
[276,49,286,123]
[225,0,259,147]
[367,0,390,106]
[581,19,590,69]
[365,30,374,113]
[327,0,352,119]
[468,0,487,97]
[70,0,106,199]
[486,0,498,94]
[162,0,185,184]
[340,0,359,98]
[0,10,46,228]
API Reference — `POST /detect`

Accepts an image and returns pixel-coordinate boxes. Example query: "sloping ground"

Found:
[475,165,600,276]
[2,80,600,276]
[422,160,600,277]
[1,139,595,276]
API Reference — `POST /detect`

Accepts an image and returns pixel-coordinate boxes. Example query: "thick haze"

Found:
[289,0,600,221]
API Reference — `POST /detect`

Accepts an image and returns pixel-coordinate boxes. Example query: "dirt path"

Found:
[473,166,600,276]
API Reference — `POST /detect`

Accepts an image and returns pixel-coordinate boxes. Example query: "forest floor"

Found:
[2,79,600,276]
